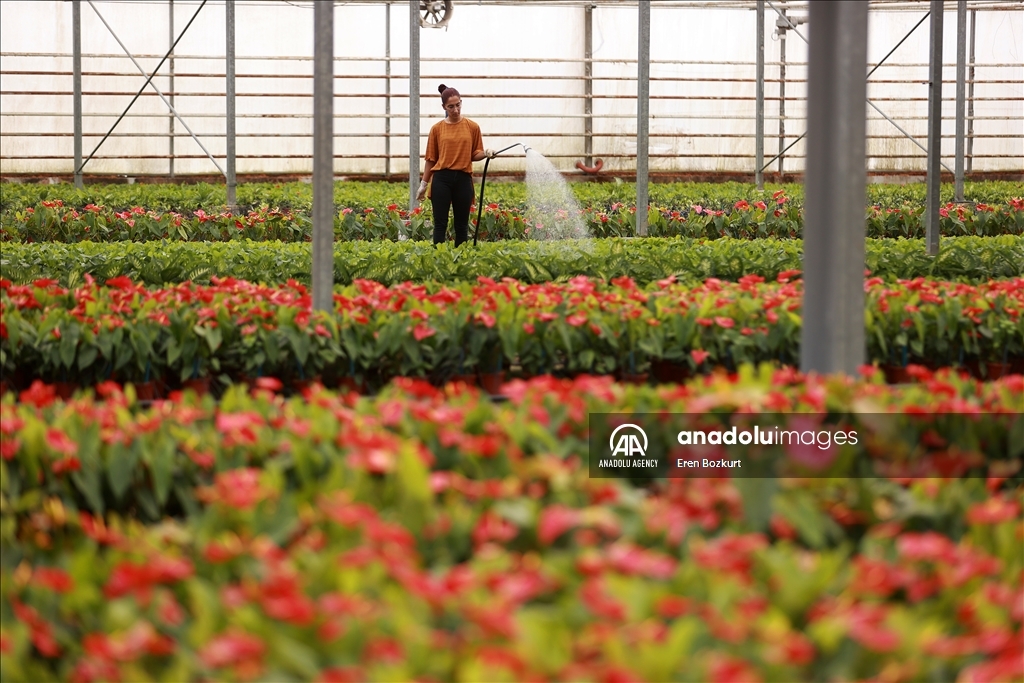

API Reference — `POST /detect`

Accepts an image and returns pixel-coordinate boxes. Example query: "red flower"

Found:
[896,531,956,563]
[254,376,283,392]
[715,316,734,328]
[45,428,77,456]
[413,323,436,341]
[537,505,581,545]
[708,656,762,683]
[472,510,519,547]
[318,667,367,683]
[362,637,404,664]
[566,314,588,327]
[106,276,134,290]
[199,468,267,510]
[691,349,710,365]
[966,497,1021,525]
[200,630,265,669]
[33,567,74,593]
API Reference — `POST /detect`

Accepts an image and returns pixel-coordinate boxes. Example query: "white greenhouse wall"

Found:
[0,0,1021,178]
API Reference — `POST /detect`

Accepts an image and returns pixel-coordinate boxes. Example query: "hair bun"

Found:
[437,84,447,94]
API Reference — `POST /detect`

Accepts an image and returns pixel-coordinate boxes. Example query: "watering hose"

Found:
[473,142,525,247]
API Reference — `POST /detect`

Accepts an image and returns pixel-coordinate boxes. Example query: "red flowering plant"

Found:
[1,371,1022,682]
[3,276,1023,393]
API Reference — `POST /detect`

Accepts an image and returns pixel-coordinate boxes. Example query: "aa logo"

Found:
[609,423,648,457]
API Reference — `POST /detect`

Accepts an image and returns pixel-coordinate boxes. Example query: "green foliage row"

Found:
[2,180,1021,215]
[2,236,1020,288]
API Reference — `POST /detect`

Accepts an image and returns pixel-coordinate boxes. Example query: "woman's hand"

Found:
[417,179,428,201]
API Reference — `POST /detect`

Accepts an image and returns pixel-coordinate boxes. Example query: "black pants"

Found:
[430,169,474,246]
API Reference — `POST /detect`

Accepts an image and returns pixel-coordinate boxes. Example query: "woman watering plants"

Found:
[418,84,495,246]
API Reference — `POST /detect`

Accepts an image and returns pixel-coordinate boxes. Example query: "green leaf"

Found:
[271,635,320,680]
[106,441,140,502]
[733,477,777,531]
[147,438,176,508]
[70,423,104,514]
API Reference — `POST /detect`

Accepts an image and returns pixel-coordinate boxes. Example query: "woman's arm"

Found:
[418,159,436,201]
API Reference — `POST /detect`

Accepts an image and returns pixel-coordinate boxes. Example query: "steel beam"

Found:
[955,0,967,201]
[755,0,764,189]
[926,0,943,256]
[585,2,594,168]
[385,1,391,179]
[967,8,976,174]
[169,0,175,178]
[409,0,420,212]
[778,27,786,175]
[312,0,334,312]
[801,1,868,375]
[73,0,82,187]
[226,0,236,210]
[636,0,650,237]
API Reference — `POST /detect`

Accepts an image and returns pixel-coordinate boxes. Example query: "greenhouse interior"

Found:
[0,1,1022,682]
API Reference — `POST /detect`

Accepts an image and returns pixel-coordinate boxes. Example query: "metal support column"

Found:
[801,1,868,375]
[925,0,943,256]
[636,0,650,237]
[585,3,594,168]
[169,0,174,179]
[967,8,976,175]
[778,28,786,175]
[73,0,83,188]
[755,0,764,190]
[409,0,420,211]
[954,0,967,202]
[312,0,334,312]
[226,0,236,210]
[385,1,391,179]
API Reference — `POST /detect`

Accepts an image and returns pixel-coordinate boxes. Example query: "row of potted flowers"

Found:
[4,196,1022,243]
[4,367,1021,520]
[2,274,1022,396]
[1,372,1021,682]
[3,235,1020,292]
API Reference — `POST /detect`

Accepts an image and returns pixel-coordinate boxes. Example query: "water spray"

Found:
[473,142,527,247]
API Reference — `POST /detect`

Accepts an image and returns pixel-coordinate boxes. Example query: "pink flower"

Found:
[45,428,77,456]
[691,349,710,365]
[783,416,838,471]
[200,631,265,669]
[896,531,956,563]
[566,314,588,327]
[538,505,581,545]
[966,497,1021,525]
[413,323,436,341]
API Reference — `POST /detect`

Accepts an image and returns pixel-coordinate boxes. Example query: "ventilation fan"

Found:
[420,0,453,29]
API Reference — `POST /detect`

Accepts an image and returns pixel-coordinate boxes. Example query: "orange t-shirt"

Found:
[425,118,483,174]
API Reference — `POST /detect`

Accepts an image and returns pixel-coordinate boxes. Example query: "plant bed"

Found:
[0,371,1021,682]
[3,194,1022,244]
[3,275,1022,394]
[3,236,1021,289]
